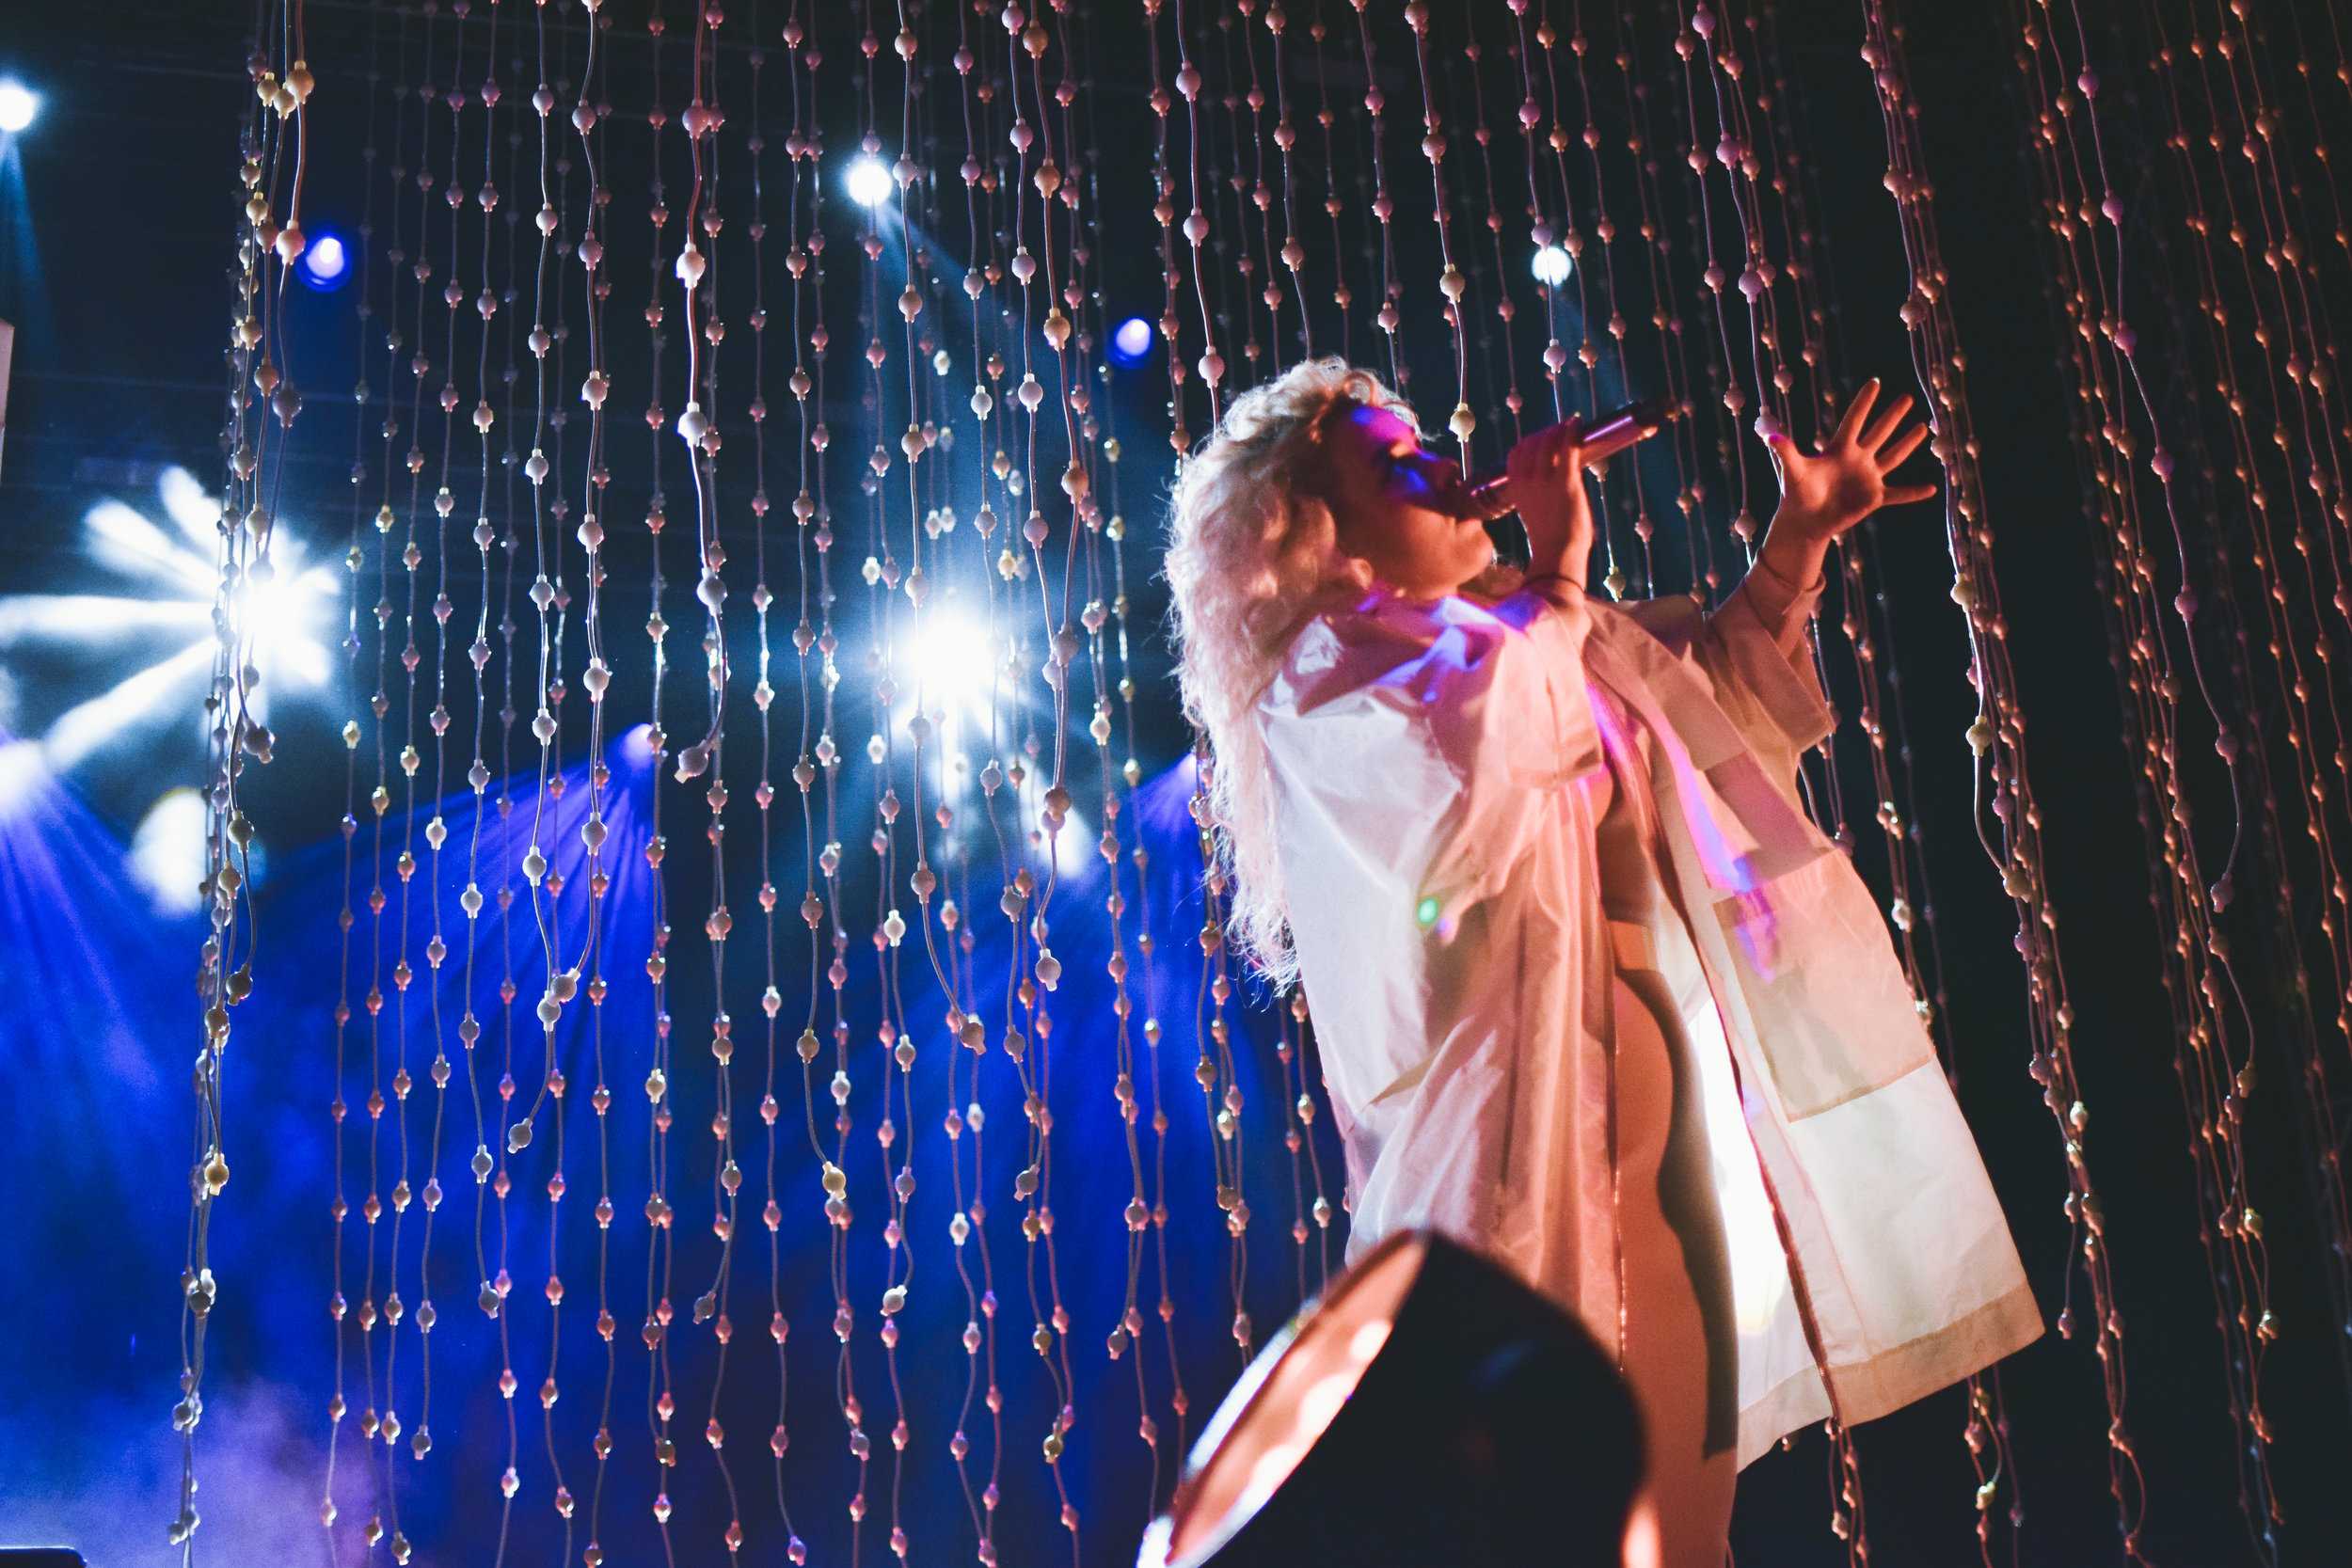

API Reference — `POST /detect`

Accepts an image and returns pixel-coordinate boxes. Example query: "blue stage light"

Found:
[1110,316,1153,367]
[298,231,351,291]
[0,81,40,135]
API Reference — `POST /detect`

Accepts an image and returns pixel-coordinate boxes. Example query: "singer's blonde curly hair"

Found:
[1162,358,1424,990]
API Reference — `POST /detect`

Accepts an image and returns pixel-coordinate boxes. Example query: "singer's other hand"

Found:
[1505,418,1594,586]
[1761,380,1939,542]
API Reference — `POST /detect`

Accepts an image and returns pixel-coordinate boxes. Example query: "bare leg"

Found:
[1611,970,1739,1568]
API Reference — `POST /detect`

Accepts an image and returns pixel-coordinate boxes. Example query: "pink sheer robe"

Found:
[1258,563,2040,1465]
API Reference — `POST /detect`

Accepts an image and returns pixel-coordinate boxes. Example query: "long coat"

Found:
[1257,577,2042,1466]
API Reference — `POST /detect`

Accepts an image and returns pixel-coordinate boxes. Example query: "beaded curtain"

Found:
[172,1,2352,1565]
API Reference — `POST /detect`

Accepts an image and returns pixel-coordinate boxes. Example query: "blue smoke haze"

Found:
[0,730,1344,1567]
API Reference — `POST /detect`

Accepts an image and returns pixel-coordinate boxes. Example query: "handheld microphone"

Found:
[1455,396,1673,521]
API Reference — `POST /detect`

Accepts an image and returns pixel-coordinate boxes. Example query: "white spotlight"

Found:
[1532,245,1572,287]
[244,562,339,688]
[0,739,45,820]
[0,81,39,135]
[131,788,214,915]
[845,154,895,208]
[908,610,1005,722]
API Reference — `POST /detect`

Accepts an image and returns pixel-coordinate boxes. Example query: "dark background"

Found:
[1,2,2348,1566]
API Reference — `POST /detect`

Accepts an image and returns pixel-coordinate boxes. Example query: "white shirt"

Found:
[1258,573,2041,1464]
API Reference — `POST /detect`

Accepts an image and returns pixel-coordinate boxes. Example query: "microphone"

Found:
[1454,396,1673,521]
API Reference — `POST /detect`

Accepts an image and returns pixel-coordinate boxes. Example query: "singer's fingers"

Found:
[1884,483,1940,508]
[1860,393,1916,452]
[1505,417,1592,486]
[1524,426,1565,479]
[1551,440,1581,485]
[1876,423,1931,472]
[1505,427,1553,487]
[1552,415,1589,473]
[1832,379,1880,449]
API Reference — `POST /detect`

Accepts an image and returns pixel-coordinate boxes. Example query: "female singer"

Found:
[1164,360,2040,1567]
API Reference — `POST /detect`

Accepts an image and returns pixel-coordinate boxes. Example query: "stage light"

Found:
[1533,244,1572,286]
[0,468,335,770]
[1137,1230,1648,1568]
[83,499,215,594]
[244,560,336,688]
[0,738,43,820]
[131,788,213,915]
[297,231,349,290]
[907,609,1009,726]
[0,81,40,135]
[845,154,895,208]
[1109,316,1154,367]
[157,465,223,546]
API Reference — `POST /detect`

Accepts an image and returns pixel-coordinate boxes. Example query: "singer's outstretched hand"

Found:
[1762,380,1939,543]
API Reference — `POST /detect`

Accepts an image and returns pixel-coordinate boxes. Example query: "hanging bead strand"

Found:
[324,8,388,1549]
[1860,4,2150,1556]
